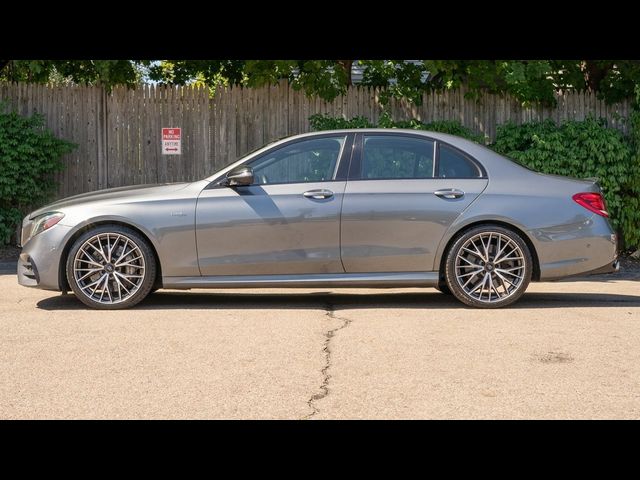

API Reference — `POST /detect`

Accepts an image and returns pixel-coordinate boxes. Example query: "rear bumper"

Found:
[581,259,620,276]
[533,214,618,281]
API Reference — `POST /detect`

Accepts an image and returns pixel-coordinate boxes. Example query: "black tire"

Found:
[65,225,157,310]
[444,225,532,308]
[435,282,452,295]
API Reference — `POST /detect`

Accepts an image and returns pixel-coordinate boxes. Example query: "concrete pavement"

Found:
[1,273,639,419]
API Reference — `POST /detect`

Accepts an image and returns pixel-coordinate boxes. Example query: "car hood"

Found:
[29,183,191,219]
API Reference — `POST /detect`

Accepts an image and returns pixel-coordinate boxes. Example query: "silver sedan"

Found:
[17,129,619,309]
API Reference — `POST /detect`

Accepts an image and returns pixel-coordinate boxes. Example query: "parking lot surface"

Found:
[1,273,639,419]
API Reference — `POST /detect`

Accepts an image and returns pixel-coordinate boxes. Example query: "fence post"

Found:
[96,87,108,190]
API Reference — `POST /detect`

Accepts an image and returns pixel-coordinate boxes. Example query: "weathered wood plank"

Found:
[1,82,633,199]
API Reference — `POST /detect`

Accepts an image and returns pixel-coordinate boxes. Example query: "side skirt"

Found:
[162,272,439,289]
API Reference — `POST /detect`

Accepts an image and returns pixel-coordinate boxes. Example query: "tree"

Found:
[2,59,640,106]
[0,60,144,88]
[147,60,354,101]
[424,60,640,106]
[145,59,640,106]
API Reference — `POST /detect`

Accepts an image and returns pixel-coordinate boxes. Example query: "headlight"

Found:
[24,212,65,244]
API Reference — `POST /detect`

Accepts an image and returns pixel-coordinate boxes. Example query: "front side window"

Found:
[249,136,346,185]
[361,136,434,180]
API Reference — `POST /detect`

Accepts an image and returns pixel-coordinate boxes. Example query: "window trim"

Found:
[347,132,487,181]
[206,132,354,189]
[349,132,436,181]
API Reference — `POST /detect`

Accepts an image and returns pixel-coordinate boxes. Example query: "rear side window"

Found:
[361,136,434,180]
[437,144,482,178]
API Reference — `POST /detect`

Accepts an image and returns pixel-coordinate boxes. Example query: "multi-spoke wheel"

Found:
[66,225,156,309]
[444,225,532,308]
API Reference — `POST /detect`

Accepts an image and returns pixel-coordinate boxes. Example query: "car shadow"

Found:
[36,290,640,311]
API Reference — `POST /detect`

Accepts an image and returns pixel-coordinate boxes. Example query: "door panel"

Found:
[340,179,488,272]
[196,181,346,275]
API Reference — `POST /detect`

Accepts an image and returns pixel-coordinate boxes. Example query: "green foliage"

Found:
[0,60,143,89]
[150,60,353,102]
[309,114,375,130]
[0,105,75,244]
[424,60,558,105]
[272,60,351,102]
[4,60,640,106]
[626,85,640,250]
[309,113,484,143]
[147,60,245,88]
[423,60,640,106]
[359,60,429,105]
[377,112,485,143]
[492,117,640,248]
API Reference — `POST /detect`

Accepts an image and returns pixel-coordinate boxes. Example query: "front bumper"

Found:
[17,252,40,286]
[17,224,72,291]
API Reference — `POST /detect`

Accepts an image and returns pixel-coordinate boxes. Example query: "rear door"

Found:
[340,133,489,272]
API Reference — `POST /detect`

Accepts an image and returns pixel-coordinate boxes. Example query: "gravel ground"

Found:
[620,253,640,275]
[0,245,20,262]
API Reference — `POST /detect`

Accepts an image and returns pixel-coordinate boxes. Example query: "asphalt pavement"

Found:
[1,273,639,419]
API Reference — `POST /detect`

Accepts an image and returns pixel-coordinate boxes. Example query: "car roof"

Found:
[287,128,495,155]
[289,128,469,143]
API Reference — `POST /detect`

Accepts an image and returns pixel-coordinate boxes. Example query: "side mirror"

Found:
[225,166,254,186]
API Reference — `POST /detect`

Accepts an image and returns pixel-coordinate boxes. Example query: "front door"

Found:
[196,134,352,276]
[340,133,489,273]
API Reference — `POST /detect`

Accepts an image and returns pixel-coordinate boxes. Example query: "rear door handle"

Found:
[303,189,334,200]
[434,188,465,199]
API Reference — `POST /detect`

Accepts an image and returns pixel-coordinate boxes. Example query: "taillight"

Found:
[572,192,609,217]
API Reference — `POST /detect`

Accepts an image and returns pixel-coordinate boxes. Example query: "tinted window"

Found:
[361,136,434,179]
[437,144,481,178]
[249,136,346,184]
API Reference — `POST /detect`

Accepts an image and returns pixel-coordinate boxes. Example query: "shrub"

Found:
[0,105,75,244]
[309,112,484,143]
[492,117,640,249]
[309,114,375,130]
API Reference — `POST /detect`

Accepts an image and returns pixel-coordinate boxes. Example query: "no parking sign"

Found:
[162,128,181,155]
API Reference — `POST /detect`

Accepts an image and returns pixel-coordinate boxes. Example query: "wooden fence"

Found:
[0,81,633,200]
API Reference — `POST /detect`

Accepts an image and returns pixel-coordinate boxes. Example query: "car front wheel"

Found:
[445,225,532,308]
[66,225,156,309]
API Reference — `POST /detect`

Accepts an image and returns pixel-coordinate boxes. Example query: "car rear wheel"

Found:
[66,225,156,309]
[444,225,532,308]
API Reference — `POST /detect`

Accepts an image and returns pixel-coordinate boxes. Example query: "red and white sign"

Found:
[162,128,181,155]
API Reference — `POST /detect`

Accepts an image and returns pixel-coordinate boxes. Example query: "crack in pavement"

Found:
[301,303,353,420]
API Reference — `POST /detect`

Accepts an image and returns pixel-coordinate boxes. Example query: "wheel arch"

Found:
[58,219,163,292]
[436,219,541,282]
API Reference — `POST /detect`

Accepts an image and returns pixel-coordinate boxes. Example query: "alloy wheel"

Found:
[453,231,526,304]
[72,233,146,305]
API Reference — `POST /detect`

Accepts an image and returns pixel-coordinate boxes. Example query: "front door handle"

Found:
[434,188,465,199]
[303,189,334,200]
